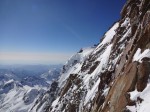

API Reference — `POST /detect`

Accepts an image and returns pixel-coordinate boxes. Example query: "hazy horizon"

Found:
[0,0,126,64]
[0,51,73,65]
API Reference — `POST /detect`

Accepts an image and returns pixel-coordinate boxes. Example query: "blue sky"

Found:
[0,0,126,64]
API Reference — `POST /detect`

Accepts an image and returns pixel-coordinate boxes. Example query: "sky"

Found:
[0,0,126,65]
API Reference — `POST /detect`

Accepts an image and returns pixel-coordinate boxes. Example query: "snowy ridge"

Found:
[59,47,95,87]
[31,22,120,112]
[93,22,119,54]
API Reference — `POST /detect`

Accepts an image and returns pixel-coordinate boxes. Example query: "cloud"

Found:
[0,52,73,64]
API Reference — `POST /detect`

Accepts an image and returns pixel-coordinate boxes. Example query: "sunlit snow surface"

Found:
[127,83,150,112]
[0,83,43,112]
[133,48,150,62]
[0,66,61,112]
[127,48,150,112]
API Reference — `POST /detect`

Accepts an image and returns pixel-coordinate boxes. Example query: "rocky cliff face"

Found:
[98,0,150,111]
[31,0,150,112]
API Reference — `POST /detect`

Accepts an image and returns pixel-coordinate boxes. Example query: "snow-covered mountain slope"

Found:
[0,65,61,112]
[31,27,120,111]
[48,22,119,112]
[30,47,95,112]
[31,0,150,112]
[0,79,46,112]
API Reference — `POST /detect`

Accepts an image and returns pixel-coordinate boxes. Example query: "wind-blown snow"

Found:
[58,47,95,87]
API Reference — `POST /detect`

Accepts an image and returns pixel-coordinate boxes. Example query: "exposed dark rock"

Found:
[78,49,83,53]
[125,93,136,106]
[60,74,78,97]
[88,61,100,74]
[137,96,144,103]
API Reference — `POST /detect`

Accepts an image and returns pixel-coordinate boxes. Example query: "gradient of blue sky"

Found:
[0,0,126,64]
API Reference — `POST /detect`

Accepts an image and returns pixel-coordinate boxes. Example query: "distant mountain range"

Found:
[0,64,62,112]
